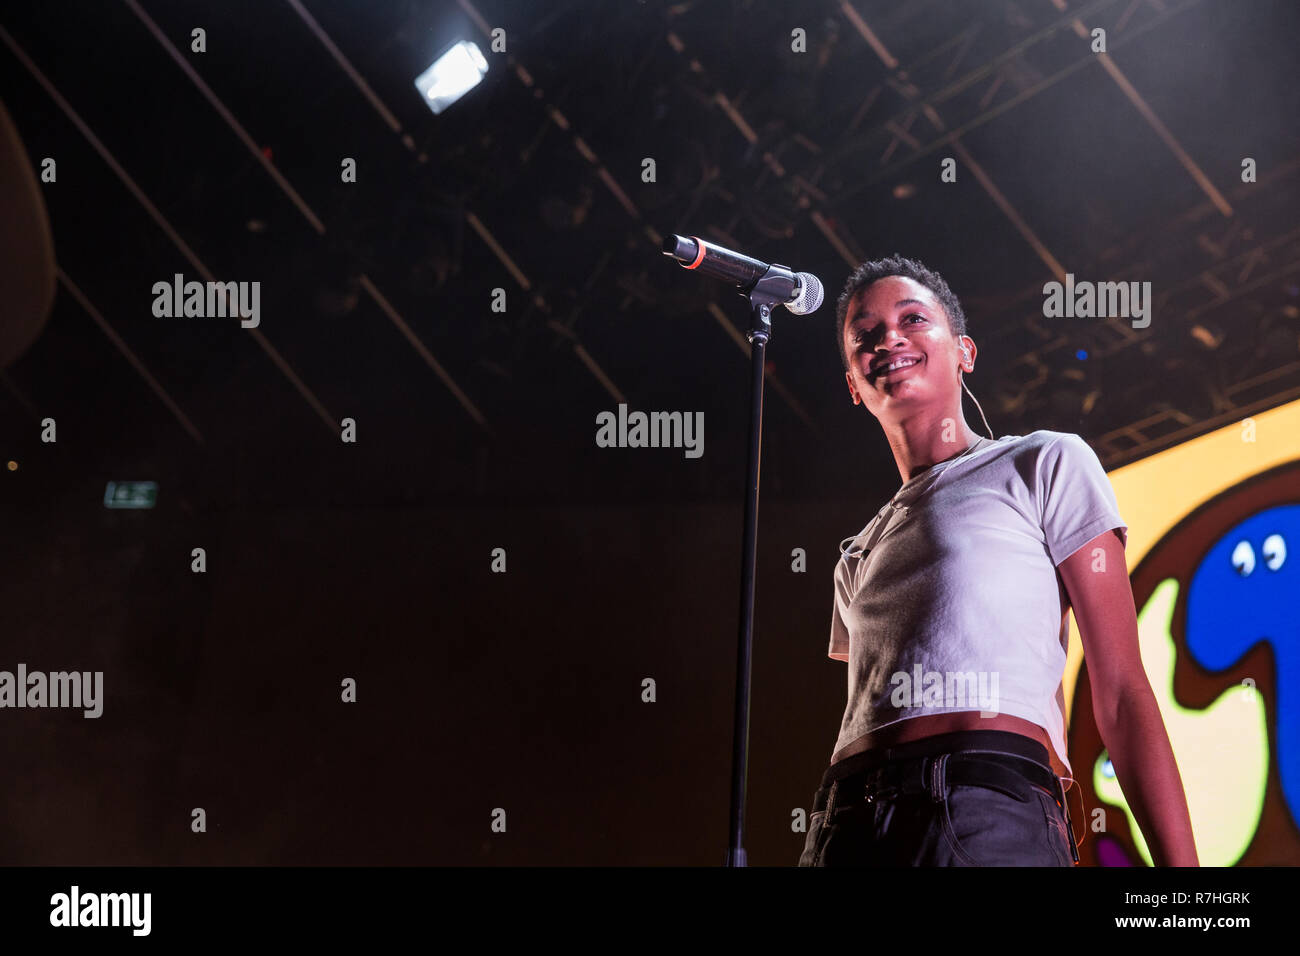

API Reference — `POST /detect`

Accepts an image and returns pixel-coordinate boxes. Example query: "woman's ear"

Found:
[959,336,976,370]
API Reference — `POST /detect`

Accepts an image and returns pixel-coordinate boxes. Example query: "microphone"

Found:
[662,234,824,315]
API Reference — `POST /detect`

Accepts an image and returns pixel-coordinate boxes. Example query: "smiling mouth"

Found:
[872,356,923,380]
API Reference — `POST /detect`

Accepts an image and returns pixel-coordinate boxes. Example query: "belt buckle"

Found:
[928,754,945,803]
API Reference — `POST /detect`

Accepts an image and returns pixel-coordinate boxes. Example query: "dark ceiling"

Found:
[2,0,1298,512]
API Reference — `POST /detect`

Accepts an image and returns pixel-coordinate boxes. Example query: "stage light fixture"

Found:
[414,41,488,115]
[1190,322,1224,350]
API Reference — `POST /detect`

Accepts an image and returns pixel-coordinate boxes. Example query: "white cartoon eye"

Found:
[1231,540,1255,576]
[1262,533,1286,571]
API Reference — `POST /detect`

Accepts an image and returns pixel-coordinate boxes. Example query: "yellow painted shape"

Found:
[1092,577,1268,866]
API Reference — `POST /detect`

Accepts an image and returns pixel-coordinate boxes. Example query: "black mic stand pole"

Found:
[724,266,796,867]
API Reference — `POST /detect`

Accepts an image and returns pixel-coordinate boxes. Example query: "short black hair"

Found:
[835,255,967,372]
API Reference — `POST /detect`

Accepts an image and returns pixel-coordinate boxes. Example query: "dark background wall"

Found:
[2,482,869,864]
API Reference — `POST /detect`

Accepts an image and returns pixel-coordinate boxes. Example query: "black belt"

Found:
[813,751,1061,812]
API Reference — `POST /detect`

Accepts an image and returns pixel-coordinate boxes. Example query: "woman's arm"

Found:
[1057,529,1200,866]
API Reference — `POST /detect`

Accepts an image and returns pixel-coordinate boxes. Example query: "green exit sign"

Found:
[104,481,157,509]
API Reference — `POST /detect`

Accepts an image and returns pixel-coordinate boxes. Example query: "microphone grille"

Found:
[788,272,824,315]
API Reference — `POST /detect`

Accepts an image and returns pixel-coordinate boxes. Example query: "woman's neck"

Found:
[884,417,983,483]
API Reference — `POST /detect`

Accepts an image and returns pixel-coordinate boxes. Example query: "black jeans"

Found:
[798,730,1076,866]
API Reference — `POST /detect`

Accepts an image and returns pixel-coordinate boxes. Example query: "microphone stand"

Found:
[724,266,797,867]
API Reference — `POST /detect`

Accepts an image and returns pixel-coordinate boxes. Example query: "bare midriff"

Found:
[829,711,1070,780]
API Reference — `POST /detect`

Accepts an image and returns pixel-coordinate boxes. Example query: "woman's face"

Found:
[841,275,973,421]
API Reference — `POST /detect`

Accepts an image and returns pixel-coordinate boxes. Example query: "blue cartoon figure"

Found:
[1186,505,1297,823]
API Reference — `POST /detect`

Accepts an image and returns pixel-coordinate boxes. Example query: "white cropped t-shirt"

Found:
[828,430,1128,776]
